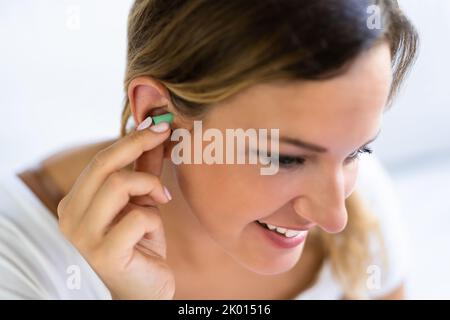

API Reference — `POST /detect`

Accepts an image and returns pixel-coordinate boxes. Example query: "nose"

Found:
[293,165,349,234]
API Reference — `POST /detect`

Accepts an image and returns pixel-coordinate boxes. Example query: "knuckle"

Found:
[145,209,162,228]
[145,174,160,188]
[131,208,160,227]
[91,150,108,170]
[106,171,128,189]
[129,130,145,145]
[129,209,148,225]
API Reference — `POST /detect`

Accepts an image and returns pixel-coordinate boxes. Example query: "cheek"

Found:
[175,164,285,232]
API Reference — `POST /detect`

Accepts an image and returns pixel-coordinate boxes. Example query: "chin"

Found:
[232,219,308,275]
[232,241,306,276]
[245,253,304,276]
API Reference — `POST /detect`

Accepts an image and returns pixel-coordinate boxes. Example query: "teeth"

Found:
[276,227,287,234]
[285,230,302,238]
[257,220,305,238]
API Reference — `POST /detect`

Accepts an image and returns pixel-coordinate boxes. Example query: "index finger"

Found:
[134,113,174,176]
[63,124,171,215]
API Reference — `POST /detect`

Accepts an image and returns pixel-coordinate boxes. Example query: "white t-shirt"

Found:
[0,171,111,299]
[0,156,409,299]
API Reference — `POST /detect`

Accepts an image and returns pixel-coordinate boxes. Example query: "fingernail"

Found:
[150,121,170,133]
[163,186,172,201]
[136,116,153,131]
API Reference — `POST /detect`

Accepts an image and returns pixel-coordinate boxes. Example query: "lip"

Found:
[257,220,314,231]
[255,221,307,249]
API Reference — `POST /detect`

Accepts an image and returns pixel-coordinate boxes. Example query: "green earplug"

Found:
[152,112,173,125]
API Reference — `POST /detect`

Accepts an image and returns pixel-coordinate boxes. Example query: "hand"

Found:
[57,119,175,299]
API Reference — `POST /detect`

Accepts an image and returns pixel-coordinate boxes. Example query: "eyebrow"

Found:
[278,129,381,153]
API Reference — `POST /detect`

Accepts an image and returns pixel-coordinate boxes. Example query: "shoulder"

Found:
[355,156,411,298]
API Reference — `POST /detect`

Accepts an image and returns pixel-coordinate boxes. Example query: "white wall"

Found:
[373,0,450,172]
[0,0,134,171]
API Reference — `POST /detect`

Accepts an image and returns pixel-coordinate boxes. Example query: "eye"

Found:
[278,155,306,168]
[346,146,373,163]
[252,149,306,169]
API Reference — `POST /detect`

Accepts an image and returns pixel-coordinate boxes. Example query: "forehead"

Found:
[204,44,391,153]
[212,43,391,128]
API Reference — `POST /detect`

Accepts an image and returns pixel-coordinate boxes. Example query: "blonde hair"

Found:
[120,0,418,298]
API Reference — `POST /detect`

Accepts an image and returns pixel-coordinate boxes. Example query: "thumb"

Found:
[132,122,171,206]
[133,144,165,176]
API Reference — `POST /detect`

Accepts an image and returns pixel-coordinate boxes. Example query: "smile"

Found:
[256,220,308,238]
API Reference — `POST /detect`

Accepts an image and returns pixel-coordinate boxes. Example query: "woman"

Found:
[0,0,418,299]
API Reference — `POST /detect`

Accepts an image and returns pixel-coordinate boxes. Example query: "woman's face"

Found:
[170,43,392,275]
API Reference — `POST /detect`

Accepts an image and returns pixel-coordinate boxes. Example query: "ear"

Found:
[128,77,174,177]
[128,76,176,161]
[128,76,172,125]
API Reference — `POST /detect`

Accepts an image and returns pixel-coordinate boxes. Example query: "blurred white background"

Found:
[0,0,449,298]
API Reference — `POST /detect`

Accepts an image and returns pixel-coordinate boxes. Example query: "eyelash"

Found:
[278,146,373,169]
